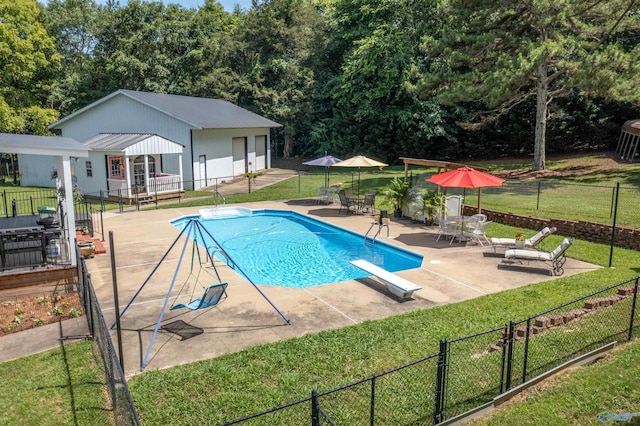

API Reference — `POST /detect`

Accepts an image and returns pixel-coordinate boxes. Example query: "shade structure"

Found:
[332,155,388,196]
[302,154,342,187]
[426,166,505,213]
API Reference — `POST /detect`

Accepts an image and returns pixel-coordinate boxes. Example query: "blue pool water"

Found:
[171,207,423,288]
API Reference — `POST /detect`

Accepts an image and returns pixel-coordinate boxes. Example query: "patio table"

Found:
[446,215,480,243]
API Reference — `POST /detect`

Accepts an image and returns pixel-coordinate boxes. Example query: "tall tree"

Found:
[91,0,198,95]
[44,0,100,115]
[322,0,447,163]
[421,0,640,170]
[235,0,326,158]
[0,0,60,133]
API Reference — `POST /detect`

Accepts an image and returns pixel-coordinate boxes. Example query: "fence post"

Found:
[628,277,639,341]
[609,182,620,268]
[311,390,320,426]
[370,375,376,426]
[505,321,515,391]
[433,338,448,424]
[29,196,34,215]
[521,318,532,384]
[3,189,7,217]
[499,325,508,393]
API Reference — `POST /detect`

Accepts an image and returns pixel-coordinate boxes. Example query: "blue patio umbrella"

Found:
[302,153,342,187]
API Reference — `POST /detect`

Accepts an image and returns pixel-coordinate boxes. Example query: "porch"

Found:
[106,173,184,203]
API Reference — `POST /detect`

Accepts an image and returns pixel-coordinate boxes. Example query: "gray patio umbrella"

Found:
[302,153,342,187]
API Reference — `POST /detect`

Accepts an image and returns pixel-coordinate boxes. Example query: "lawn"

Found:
[0,339,112,425]
[469,338,640,426]
[4,152,640,425]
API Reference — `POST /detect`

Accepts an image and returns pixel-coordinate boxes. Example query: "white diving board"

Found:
[350,259,422,300]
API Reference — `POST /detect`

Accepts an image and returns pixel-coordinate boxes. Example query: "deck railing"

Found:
[147,173,182,194]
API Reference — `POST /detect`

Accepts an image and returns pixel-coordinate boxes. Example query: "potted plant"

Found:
[382,177,417,218]
[413,190,446,225]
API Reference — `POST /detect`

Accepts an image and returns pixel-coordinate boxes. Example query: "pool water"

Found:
[171,208,423,288]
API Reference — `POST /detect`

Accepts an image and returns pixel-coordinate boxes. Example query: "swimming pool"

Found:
[171,207,423,288]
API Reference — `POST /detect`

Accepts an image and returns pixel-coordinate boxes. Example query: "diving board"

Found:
[350,259,421,300]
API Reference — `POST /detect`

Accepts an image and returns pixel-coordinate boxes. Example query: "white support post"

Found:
[124,156,131,197]
[144,155,150,193]
[56,155,78,267]
[178,154,184,191]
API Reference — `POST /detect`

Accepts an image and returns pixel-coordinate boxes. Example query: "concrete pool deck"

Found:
[85,199,599,377]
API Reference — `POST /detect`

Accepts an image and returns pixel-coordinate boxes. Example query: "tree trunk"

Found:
[283,134,293,158]
[533,36,548,171]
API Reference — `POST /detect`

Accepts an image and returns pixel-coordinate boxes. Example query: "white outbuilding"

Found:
[19,89,281,192]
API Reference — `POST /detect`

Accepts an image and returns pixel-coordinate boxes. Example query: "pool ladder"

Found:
[364,219,389,246]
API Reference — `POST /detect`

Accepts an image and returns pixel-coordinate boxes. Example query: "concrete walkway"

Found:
[81,198,598,377]
[0,168,599,372]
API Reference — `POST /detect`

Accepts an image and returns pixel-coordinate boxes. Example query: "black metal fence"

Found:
[219,276,639,425]
[0,188,58,217]
[76,247,140,425]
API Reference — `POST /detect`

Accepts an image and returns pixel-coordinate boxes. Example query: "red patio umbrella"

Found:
[426,166,505,213]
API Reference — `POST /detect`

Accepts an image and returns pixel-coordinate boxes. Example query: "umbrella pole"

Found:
[478,188,482,213]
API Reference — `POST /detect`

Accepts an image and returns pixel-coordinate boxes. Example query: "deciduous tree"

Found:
[0,0,60,133]
[421,0,640,170]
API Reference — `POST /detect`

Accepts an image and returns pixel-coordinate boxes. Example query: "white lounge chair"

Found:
[350,259,421,300]
[490,226,557,252]
[503,238,573,276]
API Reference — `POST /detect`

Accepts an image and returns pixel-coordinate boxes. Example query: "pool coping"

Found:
[84,199,600,377]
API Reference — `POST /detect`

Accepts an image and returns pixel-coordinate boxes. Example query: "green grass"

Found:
[6,154,640,424]
[470,338,640,426]
[127,240,640,424]
[0,339,111,425]
[122,156,640,424]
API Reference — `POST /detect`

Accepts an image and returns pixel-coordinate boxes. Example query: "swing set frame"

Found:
[112,217,291,372]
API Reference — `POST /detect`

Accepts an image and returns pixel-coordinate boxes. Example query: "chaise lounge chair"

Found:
[502,238,573,276]
[490,226,557,252]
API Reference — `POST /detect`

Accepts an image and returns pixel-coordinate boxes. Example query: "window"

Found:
[86,161,93,177]
[109,156,124,179]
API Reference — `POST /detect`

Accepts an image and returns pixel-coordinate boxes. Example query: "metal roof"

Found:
[50,90,282,130]
[0,133,88,157]
[83,133,183,151]
[622,119,640,136]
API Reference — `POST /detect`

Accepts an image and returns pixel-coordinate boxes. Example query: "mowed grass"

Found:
[170,153,640,228]
[5,153,640,424]
[0,339,111,425]
[127,241,640,424]
[469,339,640,426]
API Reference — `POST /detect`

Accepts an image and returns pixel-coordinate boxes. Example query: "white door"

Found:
[232,137,247,176]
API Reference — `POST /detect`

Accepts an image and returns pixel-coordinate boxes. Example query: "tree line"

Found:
[2,0,639,169]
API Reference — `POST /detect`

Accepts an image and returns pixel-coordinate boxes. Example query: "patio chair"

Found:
[361,192,376,214]
[338,191,356,215]
[502,238,573,276]
[343,187,354,199]
[316,186,327,204]
[435,214,459,243]
[467,220,492,246]
[490,226,557,253]
[444,195,463,219]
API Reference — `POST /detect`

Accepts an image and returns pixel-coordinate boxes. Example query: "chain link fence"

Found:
[76,247,140,426]
[220,276,638,425]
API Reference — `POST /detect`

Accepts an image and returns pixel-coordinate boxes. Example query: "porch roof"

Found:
[83,133,184,155]
[0,133,88,157]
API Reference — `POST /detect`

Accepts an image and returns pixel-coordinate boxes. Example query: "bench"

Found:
[350,259,421,300]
